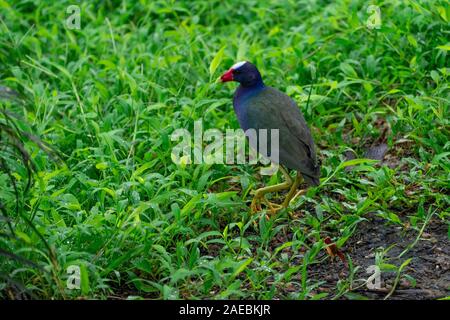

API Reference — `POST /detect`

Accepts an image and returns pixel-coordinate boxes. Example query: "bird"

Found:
[220,61,320,214]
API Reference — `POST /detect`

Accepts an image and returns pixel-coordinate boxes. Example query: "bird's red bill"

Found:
[220,69,234,82]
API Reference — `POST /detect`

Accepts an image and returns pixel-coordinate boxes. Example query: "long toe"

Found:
[289,189,307,206]
[250,196,262,213]
[264,200,283,215]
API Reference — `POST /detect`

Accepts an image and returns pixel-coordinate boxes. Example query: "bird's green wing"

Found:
[245,86,319,184]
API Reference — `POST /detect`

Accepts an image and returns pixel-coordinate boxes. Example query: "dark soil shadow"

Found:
[310,217,449,299]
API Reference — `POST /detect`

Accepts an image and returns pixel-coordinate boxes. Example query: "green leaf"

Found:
[51,209,66,228]
[95,162,108,170]
[436,44,450,51]
[80,263,90,296]
[437,6,447,22]
[430,70,440,83]
[60,194,81,211]
[181,193,202,216]
[170,268,192,284]
[209,46,226,77]
[339,158,378,169]
[230,258,253,281]
[407,35,417,48]
[340,62,358,77]
[15,231,31,244]
[380,263,397,272]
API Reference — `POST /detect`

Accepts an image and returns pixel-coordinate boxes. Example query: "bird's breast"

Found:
[233,85,264,131]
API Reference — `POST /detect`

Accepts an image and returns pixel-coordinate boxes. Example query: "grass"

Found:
[0,0,449,299]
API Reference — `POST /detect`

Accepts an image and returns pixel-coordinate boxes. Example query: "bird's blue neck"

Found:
[235,82,265,103]
[233,82,265,129]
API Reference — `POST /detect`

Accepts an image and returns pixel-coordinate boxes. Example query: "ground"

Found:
[311,217,449,299]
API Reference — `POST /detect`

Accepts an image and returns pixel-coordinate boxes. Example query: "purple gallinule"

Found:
[220,61,320,214]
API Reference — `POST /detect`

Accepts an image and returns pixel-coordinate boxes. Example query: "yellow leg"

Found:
[250,166,292,214]
[251,181,290,214]
[281,172,304,208]
[289,188,307,205]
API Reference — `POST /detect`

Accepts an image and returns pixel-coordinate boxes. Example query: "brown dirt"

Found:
[309,216,449,299]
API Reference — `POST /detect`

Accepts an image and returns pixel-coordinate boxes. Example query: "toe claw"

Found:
[250,196,262,213]
[251,195,287,216]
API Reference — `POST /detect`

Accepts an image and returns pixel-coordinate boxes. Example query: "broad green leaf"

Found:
[436,44,450,51]
[181,193,202,216]
[230,258,253,281]
[80,263,90,296]
[209,46,226,77]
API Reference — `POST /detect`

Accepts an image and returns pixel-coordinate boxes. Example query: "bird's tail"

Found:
[303,173,320,186]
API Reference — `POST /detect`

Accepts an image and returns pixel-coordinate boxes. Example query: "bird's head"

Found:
[220,61,263,87]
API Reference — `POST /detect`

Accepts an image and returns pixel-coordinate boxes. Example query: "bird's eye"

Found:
[233,69,241,75]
